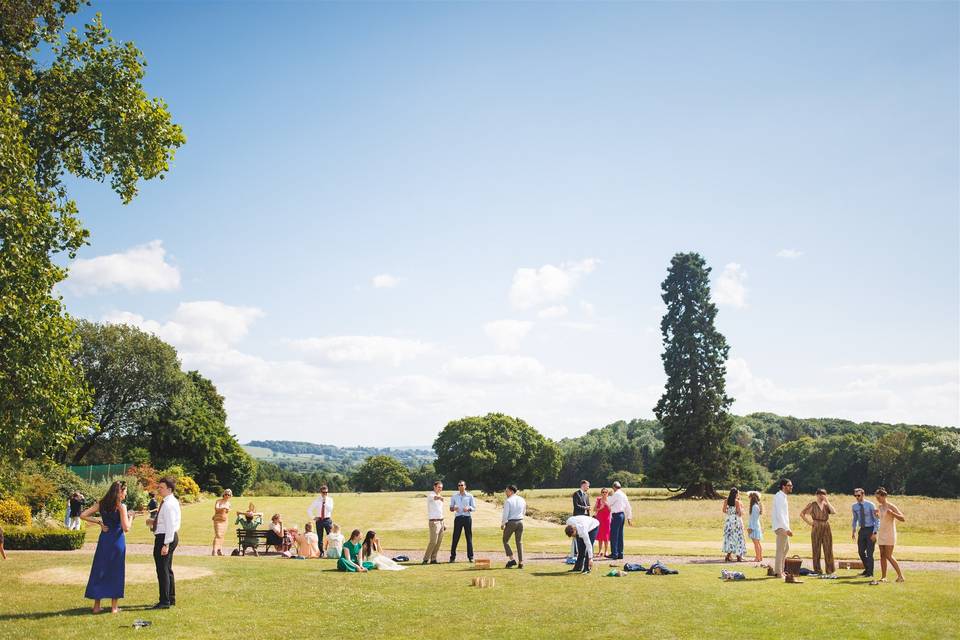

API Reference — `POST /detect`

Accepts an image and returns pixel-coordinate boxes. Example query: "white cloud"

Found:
[291,335,432,366]
[67,240,180,295]
[483,319,534,351]
[372,274,401,288]
[560,321,597,332]
[509,258,598,310]
[444,355,546,382]
[776,249,804,259]
[580,300,596,317]
[713,262,748,308]
[727,357,959,427]
[104,300,263,352]
[537,306,569,319]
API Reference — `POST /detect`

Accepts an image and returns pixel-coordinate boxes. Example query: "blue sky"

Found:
[60,1,959,445]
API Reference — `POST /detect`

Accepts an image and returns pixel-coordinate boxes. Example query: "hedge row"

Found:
[2,527,87,550]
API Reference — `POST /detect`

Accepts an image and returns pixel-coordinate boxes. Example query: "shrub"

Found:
[16,474,58,514]
[2,526,86,550]
[125,463,160,491]
[176,475,201,503]
[247,479,297,496]
[0,498,31,525]
[90,476,149,511]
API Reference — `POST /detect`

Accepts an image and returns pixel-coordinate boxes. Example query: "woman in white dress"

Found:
[361,530,405,571]
[324,523,344,559]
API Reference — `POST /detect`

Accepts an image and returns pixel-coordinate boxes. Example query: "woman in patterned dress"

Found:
[721,487,746,562]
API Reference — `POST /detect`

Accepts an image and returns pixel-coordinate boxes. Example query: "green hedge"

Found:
[3,527,87,550]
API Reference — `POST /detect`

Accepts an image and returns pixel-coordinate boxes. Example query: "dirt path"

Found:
[33,543,955,572]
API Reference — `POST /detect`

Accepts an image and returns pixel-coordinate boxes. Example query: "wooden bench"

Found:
[235,529,273,556]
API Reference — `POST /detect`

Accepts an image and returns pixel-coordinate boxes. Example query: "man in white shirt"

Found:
[607,481,633,560]
[307,485,334,547]
[565,515,600,574]
[501,484,526,569]
[422,480,445,564]
[150,476,181,609]
[772,478,794,578]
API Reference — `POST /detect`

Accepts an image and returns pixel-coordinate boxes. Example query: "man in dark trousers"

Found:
[851,487,879,578]
[150,476,181,609]
[572,480,591,516]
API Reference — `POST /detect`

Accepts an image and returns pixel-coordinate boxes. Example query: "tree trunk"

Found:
[71,437,98,464]
[670,482,721,500]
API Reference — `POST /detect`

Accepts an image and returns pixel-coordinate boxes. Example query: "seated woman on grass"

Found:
[361,530,405,571]
[338,529,372,572]
[296,522,321,559]
[324,523,344,559]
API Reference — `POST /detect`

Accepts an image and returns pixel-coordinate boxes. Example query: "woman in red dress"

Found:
[594,488,612,558]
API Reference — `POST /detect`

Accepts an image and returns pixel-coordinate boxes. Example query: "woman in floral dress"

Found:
[721,487,746,562]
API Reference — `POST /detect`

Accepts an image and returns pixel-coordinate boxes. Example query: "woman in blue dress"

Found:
[80,480,136,614]
[747,491,764,564]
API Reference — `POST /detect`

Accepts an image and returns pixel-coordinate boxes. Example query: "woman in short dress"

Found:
[747,491,763,564]
[211,489,232,556]
[872,487,906,584]
[80,480,136,614]
[721,487,746,562]
[593,488,612,558]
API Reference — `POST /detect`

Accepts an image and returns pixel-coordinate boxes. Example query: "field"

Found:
[2,490,958,640]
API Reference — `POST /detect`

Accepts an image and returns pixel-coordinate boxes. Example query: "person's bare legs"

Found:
[885,545,904,581]
[0,543,6,560]
[879,545,889,581]
[92,599,102,614]
[752,538,763,563]
[110,598,120,614]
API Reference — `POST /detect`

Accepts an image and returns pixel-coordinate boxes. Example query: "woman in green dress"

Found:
[338,529,372,572]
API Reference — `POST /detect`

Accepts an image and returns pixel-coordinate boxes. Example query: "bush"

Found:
[2,526,86,550]
[247,479,298,496]
[125,463,160,491]
[16,473,58,514]
[90,476,149,511]
[176,475,201,503]
[0,498,31,525]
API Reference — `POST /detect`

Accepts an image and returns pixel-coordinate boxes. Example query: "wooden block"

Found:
[470,577,496,588]
[474,558,491,569]
[839,560,864,570]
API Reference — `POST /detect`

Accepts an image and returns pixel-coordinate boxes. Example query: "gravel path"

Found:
[44,543,956,572]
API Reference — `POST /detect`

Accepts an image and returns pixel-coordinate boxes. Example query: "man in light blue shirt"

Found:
[501,484,526,569]
[449,480,476,563]
[851,487,880,577]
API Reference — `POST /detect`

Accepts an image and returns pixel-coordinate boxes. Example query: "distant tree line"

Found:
[552,413,960,497]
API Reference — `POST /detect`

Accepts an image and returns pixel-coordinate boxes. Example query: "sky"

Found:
[57,1,959,446]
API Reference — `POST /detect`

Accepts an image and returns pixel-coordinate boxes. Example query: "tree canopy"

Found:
[0,1,184,463]
[351,455,413,492]
[433,413,561,493]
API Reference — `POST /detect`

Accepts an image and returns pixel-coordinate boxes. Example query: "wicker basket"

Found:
[784,556,803,576]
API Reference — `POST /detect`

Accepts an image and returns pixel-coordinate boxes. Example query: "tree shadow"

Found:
[0,607,94,622]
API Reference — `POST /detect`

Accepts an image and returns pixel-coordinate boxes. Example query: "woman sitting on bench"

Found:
[236,507,263,556]
[266,513,291,554]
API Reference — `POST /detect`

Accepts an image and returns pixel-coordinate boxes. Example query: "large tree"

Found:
[146,371,257,496]
[351,455,413,492]
[0,1,184,462]
[433,413,561,493]
[70,321,183,463]
[652,253,737,499]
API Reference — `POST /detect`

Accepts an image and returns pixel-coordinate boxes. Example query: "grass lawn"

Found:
[117,490,960,562]
[2,552,958,640]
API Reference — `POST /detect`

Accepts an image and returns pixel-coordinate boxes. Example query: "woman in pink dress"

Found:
[593,488,612,558]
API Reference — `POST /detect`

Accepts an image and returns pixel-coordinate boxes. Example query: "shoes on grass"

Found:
[505,559,517,568]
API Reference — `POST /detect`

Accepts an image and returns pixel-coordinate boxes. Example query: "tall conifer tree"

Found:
[653,253,735,499]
